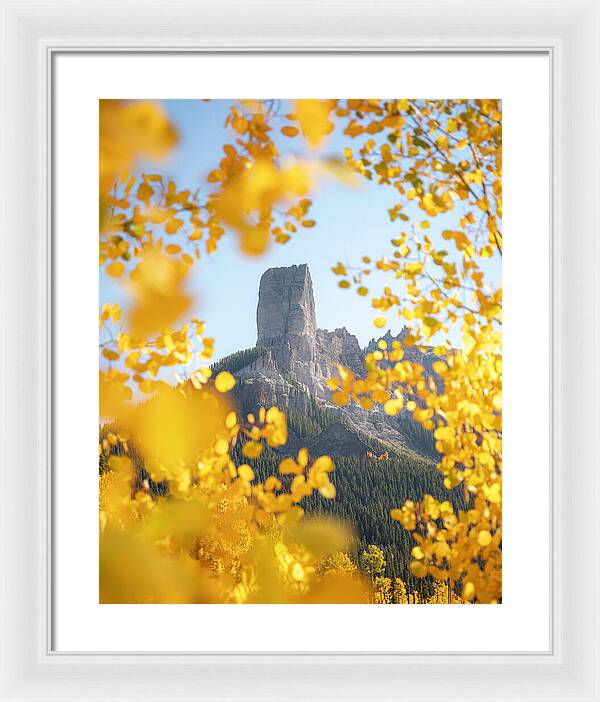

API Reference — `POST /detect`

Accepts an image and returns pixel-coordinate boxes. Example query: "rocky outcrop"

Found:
[222,263,439,458]
[255,265,366,389]
[316,327,364,378]
[254,264,323,393]
[257,264,317,344]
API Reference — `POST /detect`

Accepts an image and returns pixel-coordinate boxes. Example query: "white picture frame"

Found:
[0,0,598,699]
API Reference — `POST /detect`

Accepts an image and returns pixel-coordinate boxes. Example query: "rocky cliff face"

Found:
[254,264,366,398]
[316,327,365,378]
[257,264,317,344]
[225,263,438,458]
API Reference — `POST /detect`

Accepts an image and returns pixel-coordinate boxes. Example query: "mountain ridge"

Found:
[217,263,439,460]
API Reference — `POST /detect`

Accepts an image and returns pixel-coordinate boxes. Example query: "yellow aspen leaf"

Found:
[165,218,184,234]
[136,182,154,203]
[242,441,262,459]
[373,317,387,328]
[463,581,476,601]
[404,262,423,275]
[319,482,336,499]
[331,391,349,407]
[279,457,302,475]
[312,455,333,473]
[106,261,125,277]
[409,561,427,578]
[281,125,300,137]
[214,371,236,393]
[422,317,440,338]
[344,120,364,137]
[326,377,340,391]
[238,464,255,482]
[359,397,374,410]
[297,448,309,467]
[207,169,222,183]
[478,530,492,547]
[338,280,351,289]
[165,244,181,254]
[294,99,334,148]
[231,115,248,134]
[372,389,390,404]
[265,476,283,492]
[366,120,383,134]
[384,399,402,416]
[214,439,229,456]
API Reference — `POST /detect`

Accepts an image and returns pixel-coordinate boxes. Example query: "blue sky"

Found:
[101,100,501,364]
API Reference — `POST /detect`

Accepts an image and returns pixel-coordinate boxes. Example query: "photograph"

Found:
[98,98,502,605]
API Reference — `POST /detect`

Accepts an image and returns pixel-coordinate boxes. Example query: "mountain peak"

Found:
[256,264,316,345]
[218,266,439,459]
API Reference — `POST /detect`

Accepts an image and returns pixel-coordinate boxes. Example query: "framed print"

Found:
[1,0,599,700]
[54,54,546,653]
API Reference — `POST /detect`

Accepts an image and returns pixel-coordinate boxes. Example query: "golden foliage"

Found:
[99,100,178,195]
[327,99,502,603]
[99,98,502,604]
[99,390,351,603]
